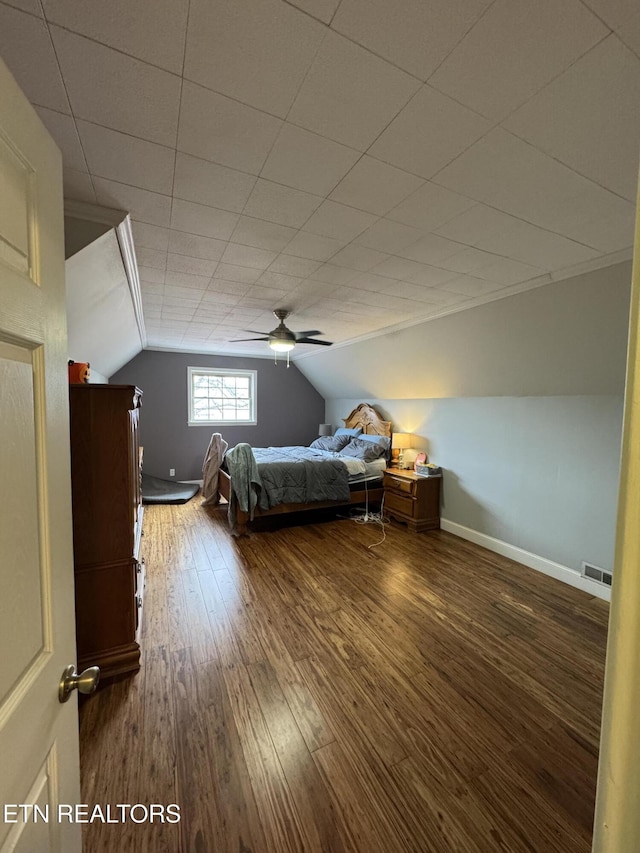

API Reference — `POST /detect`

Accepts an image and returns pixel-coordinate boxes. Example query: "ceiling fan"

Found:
[231,310,333,353]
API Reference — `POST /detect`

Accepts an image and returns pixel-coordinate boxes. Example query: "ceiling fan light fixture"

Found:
[269,339,295,352]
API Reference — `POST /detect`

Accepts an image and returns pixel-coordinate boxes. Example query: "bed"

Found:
[217,402,391,534]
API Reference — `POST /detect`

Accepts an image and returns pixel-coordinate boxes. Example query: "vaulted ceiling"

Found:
[1,0,639,357]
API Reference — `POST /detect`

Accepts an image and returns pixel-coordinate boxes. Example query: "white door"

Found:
[0,58,82,851]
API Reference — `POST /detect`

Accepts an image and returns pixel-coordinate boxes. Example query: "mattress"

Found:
[346,457,387,485]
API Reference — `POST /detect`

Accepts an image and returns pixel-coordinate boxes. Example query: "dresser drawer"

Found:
[385,490,415,518]
[384,473,416,496]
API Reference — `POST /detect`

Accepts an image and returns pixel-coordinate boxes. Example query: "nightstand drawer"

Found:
[385,490,415,518]
[384,473,415,495]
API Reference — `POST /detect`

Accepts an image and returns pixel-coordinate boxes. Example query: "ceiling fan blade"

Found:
[230,337,269,342]
[296,338,333,346]
[242,329,271,335]
[294,329,323,339]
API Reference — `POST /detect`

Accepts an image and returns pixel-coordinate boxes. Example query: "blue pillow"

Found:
[357,433,391,451]
[310,434,350,452]
[335,427,362,437]
[339,437,387,462]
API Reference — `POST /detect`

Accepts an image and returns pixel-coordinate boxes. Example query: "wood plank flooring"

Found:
[79,499,609,852]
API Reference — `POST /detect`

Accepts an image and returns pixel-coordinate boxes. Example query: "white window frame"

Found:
[187,366,257,426]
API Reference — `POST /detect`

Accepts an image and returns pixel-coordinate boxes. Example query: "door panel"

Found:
[0,57,82,853]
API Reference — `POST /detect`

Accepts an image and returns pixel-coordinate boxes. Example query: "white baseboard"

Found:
[181,479,204,485]
[440,518,611,602]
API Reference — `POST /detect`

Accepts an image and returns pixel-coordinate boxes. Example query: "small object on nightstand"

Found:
[318,423,332,437]
[384,468,440,533]
[415,462,441,477]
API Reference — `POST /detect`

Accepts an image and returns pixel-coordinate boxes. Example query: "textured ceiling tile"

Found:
[472,256,545,285]
[369,85,492,179]
[538,184,635,253]
[433,128,592,228]
[433,204,521,246]
[138,266,166,285]
[230,216,298,253]
[475,219,600,269]
[164,270,210,290]
[581,0,639,29]
[76,120,175,194]
[283,231,347,262]
[387,181,476,231]
[308,264,360,285]
[243,179,323,228]
[184,0,325,117]
[174,152,257,213]
[136,247,167,271]
[503,36,640,201]
[302,200,377,241]
[255,271,304,291]
[287,0,340,24]
[397,233,466,265]
[178,81,282,175]
[332,0,492,80]
[288,31,421,150]
[51,26,181,146]
[329,244,391,272]
[0,5,70,112]
[132,222,170,252]
[171,198,239,241]
[221,243,279,270]
[63,169,97,203]
[354,219,424,254]
[168,231,226,261]
[429,0,607,121]
[214,263,263,284]
[618,11,640,59]
[93,178,172,226]
[166,253,217,278]
[267,255,322,277]
[261,123,360,196]
[35,106,87,171]
[42,0,189,74]
[439,273,507,297]
[329,156,424,216]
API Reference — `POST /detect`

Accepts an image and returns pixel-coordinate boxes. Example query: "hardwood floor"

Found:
[79,499,609,852]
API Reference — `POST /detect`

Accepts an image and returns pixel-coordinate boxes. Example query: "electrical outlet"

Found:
[169,468,175,477]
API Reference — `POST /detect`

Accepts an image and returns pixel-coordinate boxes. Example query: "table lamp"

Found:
[391,433,412,468]
[318,423,332,437]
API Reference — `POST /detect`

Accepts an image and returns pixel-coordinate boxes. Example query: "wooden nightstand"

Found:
[383,468,441,533]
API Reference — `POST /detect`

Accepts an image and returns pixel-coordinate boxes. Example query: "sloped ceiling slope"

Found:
[0,0,638,358]
[66,227,142,378]
[295,261,632,401]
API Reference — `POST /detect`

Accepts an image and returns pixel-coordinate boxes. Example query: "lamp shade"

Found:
[318,423,332,436]
[392,432,412,449]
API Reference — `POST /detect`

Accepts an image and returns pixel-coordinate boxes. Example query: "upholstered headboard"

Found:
[343,403,391,437]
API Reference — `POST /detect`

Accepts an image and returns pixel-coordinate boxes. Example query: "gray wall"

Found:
[110,350,325,480]
[299,262,632,578]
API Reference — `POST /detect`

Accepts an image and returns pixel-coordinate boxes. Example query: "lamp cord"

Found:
[348,479,389,548]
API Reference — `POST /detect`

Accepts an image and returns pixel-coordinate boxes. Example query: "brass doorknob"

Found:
[58,664,100,703]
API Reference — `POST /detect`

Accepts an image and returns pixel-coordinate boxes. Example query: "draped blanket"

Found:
[225,443,262,533]
[201,432,228,506]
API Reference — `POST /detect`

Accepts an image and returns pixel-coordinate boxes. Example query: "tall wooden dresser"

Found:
[68,384,144,679]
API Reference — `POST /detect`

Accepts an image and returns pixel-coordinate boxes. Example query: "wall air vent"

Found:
[581,561,613,587]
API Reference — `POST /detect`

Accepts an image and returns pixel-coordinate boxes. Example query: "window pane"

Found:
[190,368,256,424]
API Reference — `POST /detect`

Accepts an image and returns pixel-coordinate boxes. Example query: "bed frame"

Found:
[217,402,392,534]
